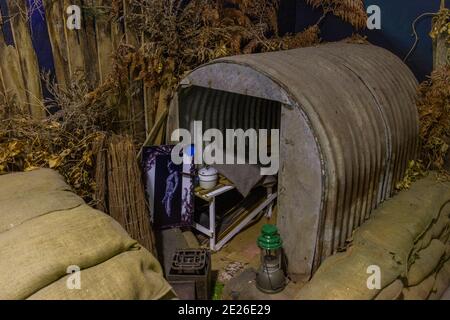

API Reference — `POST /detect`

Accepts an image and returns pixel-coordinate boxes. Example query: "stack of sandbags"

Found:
[296,173,450,300]
[402,200,450,300]
[0,169,172,300]
[441,286,450,300]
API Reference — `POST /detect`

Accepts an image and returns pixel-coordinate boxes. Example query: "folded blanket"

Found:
[212,163,264,197]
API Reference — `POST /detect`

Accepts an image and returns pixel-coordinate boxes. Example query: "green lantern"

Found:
[256,224,286,294]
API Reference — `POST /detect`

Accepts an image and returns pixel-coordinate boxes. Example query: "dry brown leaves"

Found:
[244,25,321,54]
[431,7,450,44]
[395,160,427,191]
[344,33,369,44]
[0,75,122,202]
[306,0,367,29]
[417,65,450,174]
[119,0,321,91]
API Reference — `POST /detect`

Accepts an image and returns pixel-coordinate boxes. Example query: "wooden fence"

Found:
[0,0,44,118]
[433,0,450,69]
[0,0,160,143]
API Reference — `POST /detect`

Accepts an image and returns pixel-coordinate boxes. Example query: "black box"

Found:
[167,249,211,300]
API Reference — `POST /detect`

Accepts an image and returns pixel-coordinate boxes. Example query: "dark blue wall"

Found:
[294,0,450,81]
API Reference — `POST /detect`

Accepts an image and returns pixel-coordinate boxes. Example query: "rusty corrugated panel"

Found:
[170,43,419,279]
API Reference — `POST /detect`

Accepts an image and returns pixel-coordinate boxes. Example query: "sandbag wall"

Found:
[0,169,171,300]
[296,174,450,300]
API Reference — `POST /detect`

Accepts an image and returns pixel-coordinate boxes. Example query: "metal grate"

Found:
[168,249,211,300]
[171,249,208,274]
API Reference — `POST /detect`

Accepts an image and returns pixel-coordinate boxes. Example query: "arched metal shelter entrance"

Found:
[167,43,419,279]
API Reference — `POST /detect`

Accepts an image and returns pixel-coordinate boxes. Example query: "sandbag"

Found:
[375,279,404,300]
[446,243,450,260]
[407,239,446,286]
[429,259,450,300]
[297,175,450,300]
[414,202,450,252]
[432,205,450,240]
[0,169,69,201]
[0,205,137,299]
[403,274,436,300]
[28,249,171,300]
[296,244,404,300]
[441,286,450,300]
[442,230,450,250]
[0,190,84,233]
[353,177,450,263]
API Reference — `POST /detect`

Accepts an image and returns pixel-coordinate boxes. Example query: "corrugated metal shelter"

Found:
[167,43,419,279]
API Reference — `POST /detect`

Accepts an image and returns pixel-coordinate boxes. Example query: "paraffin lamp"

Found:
[256,224,287,294]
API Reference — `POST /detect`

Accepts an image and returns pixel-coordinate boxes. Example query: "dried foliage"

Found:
[0,75,119,202]
[344,33,369,44]
[395,160,427,191]
[431,7,450,44]
[119,0,319,91]
[398,5,450,189]
[431,7,450,65]
[244,25,321,53]
[417,65,450,174]
[306,0,367,29]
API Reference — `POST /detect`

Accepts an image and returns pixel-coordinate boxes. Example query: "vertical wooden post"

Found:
[122,0,146,143]
[94,0,114,84]
[433,0,449,69]
[144,85,157,135]
[154,86,169,145]
[0,34,27,107]
[0,13,7,97]
[42,0,70,90]
[80,0,100,88]
[0,14,4,97]
[62,0,86,79]
[6,0,45,118]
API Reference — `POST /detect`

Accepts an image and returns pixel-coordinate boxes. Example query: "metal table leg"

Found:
[209,197,216,250]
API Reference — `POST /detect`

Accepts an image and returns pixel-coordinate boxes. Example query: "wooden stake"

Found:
[42,0,70,90]
[433,2,449,69]
[7,0,45,118]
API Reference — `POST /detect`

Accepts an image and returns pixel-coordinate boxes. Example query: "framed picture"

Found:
[143,145,194,229]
